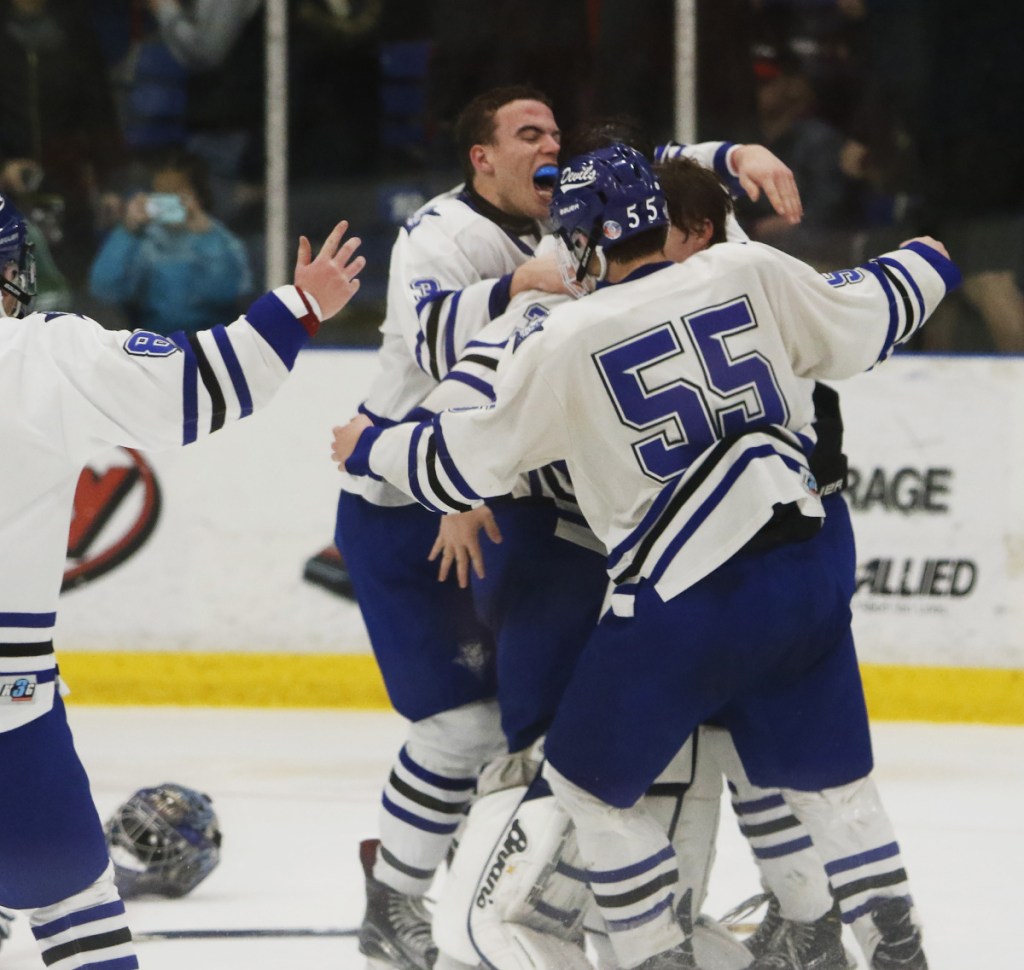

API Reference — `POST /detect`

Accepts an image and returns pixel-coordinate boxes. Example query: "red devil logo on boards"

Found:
[62,448,162,592]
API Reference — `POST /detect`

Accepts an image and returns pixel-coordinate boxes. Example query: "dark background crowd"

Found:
[2,0,1022,351]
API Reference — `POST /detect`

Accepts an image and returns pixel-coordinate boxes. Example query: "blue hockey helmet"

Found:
[550,144,668,282]
[105,783,222,898]
[0,194,36,319]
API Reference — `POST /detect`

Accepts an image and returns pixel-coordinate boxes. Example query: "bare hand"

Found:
[331,414,373,471]
[295,220,366,320]
[123,192,151,233]
[900,236,950,260]
[731,145,803,225]
[428,505,503,587]
[511,254,569,297]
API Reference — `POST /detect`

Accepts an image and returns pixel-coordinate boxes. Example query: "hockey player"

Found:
[333,144,957,970]
[417,153,852,970]
[336,85,808,970]
[337,85,565,970]
[0,194,363,970]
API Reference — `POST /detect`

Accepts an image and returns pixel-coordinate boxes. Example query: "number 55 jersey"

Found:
[350,240,960,613]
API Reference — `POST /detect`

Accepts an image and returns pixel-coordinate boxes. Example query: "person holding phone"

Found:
[89,149,252,334]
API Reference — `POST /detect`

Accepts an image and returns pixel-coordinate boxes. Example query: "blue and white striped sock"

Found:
[30,864,138,970]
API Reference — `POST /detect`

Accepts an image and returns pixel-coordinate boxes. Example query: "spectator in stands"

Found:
[739,47,859,267]
[840,0,1024,351]
[89,149,252,335]
[144,0,264,225]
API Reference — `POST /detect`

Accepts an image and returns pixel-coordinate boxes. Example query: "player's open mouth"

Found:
[533,165,559,195]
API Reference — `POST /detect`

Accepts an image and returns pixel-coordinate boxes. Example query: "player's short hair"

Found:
[455,85,554,184]
[559,114,655,166]
[603,226,669,266]
[655,156,733,246]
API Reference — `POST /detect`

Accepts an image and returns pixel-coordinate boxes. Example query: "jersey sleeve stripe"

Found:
[459,352,501,371]
[876,260,916,345]
[878,256,926,342]
[211,325,253,418]
[186,332,227,433]
[902,239,962,291]
[443,290,463,372]
[405,423,446,514]
[173,331,200,444]
[444,371,496,402]
[713,142,743,195]
[861,261,900,364]
[425,436,474,513]
[432,416,482,502]
[421,298,445,379]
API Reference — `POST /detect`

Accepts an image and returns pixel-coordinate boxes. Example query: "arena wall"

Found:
[57,350,1024,723]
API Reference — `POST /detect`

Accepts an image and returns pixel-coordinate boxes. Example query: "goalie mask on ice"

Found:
[0,194,37,319]
[105,783,222,898]
[550,143,668,290]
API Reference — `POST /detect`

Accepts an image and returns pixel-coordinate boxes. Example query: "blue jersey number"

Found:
[593,297,788,482]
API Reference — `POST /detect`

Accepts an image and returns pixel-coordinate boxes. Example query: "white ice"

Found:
[1,708,1019,969]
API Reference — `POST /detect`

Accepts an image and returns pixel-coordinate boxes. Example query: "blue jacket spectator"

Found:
[89,150,252,335]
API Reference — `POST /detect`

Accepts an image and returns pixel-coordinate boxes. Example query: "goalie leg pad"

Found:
[434,772,591,970]
[483,923,594,970]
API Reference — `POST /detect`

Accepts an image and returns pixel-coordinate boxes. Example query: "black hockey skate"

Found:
[731,892,849,970]
[357,839,438,970]
[870,897,928,970]
[741,893,783,959]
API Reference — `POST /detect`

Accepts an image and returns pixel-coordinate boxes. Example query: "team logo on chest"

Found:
[512,303,550,350]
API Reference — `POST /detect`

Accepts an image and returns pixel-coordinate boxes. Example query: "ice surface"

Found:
[1,708,1019,969]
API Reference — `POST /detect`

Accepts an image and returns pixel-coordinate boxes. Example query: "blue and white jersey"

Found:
[654,140,744,196]
[348,241,960,613]
[415,252,596,548]
[0,285,318,730]
[350,141,744,508]
[351,185,544,507]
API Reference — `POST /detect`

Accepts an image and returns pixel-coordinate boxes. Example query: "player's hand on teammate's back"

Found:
[900,236,950,260]
[730,144,803,225]
[511,254,572,298]
[429,505,504,587]
[294,220,365,320]
[332,414,374,470]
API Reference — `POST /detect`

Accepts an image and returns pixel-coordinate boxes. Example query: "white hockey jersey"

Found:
[0,286,318,730]
[349,241,959,613]
[349,140,741,507]
[350,186,542,507]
